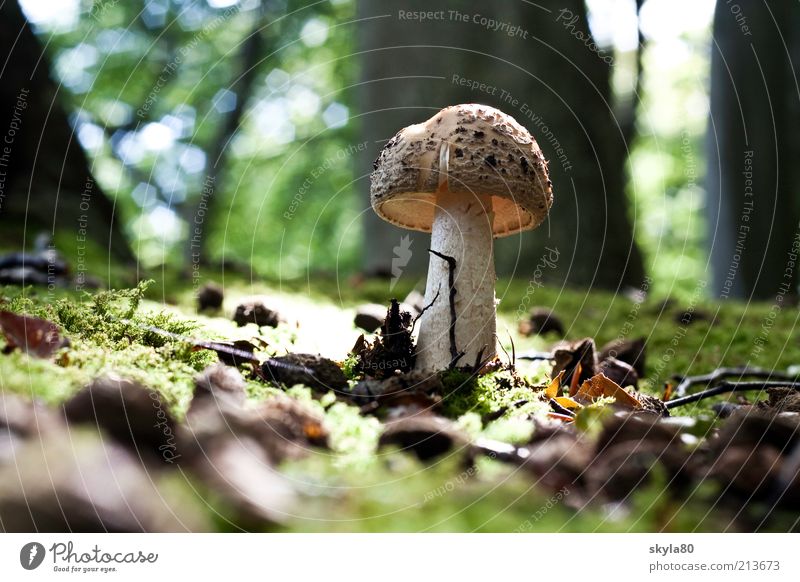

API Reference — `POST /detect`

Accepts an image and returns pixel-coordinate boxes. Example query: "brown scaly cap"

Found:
[370,103,553,237]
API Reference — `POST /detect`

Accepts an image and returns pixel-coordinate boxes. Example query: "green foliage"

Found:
[28,0,360,274]
[440,367,549,429]
[0,282,213,412]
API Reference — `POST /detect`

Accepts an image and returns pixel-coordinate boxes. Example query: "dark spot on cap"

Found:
[473,130,485,139]
[520,157,529,174]
[491,138,499,146]
[485,154,497,167]
[454,148,464,158]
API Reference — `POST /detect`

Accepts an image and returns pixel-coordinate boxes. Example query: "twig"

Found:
[516,351,555,361]
[411,285,440,333]
[497,335,511,367]
[665,380,800,410]
[448,350,465,369]
[672,366,799,397]
[473,346,486,371]
[122,319,317,378]
[428,249,458,363]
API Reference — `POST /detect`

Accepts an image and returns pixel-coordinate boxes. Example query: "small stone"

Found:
[197,282,224,312]
[518,308,564,337]
[0,432,205,531]
[253,395,330,457]
[261,353,348,392]
[0,392,61,464]
[713,408,800,455]
[706,445,782,499]
[711,402,743,418]
[599,337,646,376]
[233,299,282,327]
[598,357,639,388]
[354,303,386,333]
[379,414,467,461]
[190,363,247,412]
[587,440,691,501]
[63,375,179,465]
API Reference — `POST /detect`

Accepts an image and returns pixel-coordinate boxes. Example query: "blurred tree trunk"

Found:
[356,0,645,290]
[707,0,800,300]
[0,0,134,264]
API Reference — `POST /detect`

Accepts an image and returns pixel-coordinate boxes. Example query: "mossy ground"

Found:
[1,274,798,532]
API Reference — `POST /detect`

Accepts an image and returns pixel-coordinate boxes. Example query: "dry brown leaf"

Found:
[576,373,642,409]
[0,311,69,359]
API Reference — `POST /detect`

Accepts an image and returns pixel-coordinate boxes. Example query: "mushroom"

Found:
[370,104,553,371]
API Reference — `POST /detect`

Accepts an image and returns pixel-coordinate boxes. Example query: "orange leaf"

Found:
[576,373,642,409]
[547,412,575,423]
[568,362,582,396]
[555,396,582,410]
[544,370,564,400]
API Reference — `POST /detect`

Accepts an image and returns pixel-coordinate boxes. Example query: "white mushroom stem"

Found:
[415,189,497,371]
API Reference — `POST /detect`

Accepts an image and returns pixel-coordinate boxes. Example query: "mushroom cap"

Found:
[370,104,553,237]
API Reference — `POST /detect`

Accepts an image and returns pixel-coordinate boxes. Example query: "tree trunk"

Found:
[356,0,645,290]
[707,0,800,300]
[0,0,134,266]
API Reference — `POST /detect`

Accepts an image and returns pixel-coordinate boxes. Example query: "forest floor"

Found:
[1,273,800,532]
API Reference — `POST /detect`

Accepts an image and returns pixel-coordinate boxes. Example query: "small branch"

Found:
[428,248,458,363]
[665,381,800,410]
[448,350,465,369]
[516,351,554,361]
[672,366,799,397]
[411,285,440,333]
[497,335,511,368]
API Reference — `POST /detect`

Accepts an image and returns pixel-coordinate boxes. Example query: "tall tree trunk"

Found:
[0,0,134,266]
[356,0,645,290]
[707,0,800,300]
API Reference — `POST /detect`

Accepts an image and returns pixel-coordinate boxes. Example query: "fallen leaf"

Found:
[575,373,642,409]
[0,311,69,359]
[544,370,564,399]
[568,362,583,396]
[546,412,575,423]
[555,396,582,410]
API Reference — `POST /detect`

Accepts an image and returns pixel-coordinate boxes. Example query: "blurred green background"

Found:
[1,0,798,299]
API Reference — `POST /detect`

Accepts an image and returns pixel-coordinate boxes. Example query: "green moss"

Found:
[439,367,549,424]
[3,276,798,532]
[0,281,215,415]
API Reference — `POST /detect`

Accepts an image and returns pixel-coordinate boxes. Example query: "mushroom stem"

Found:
[415,190,497,371]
